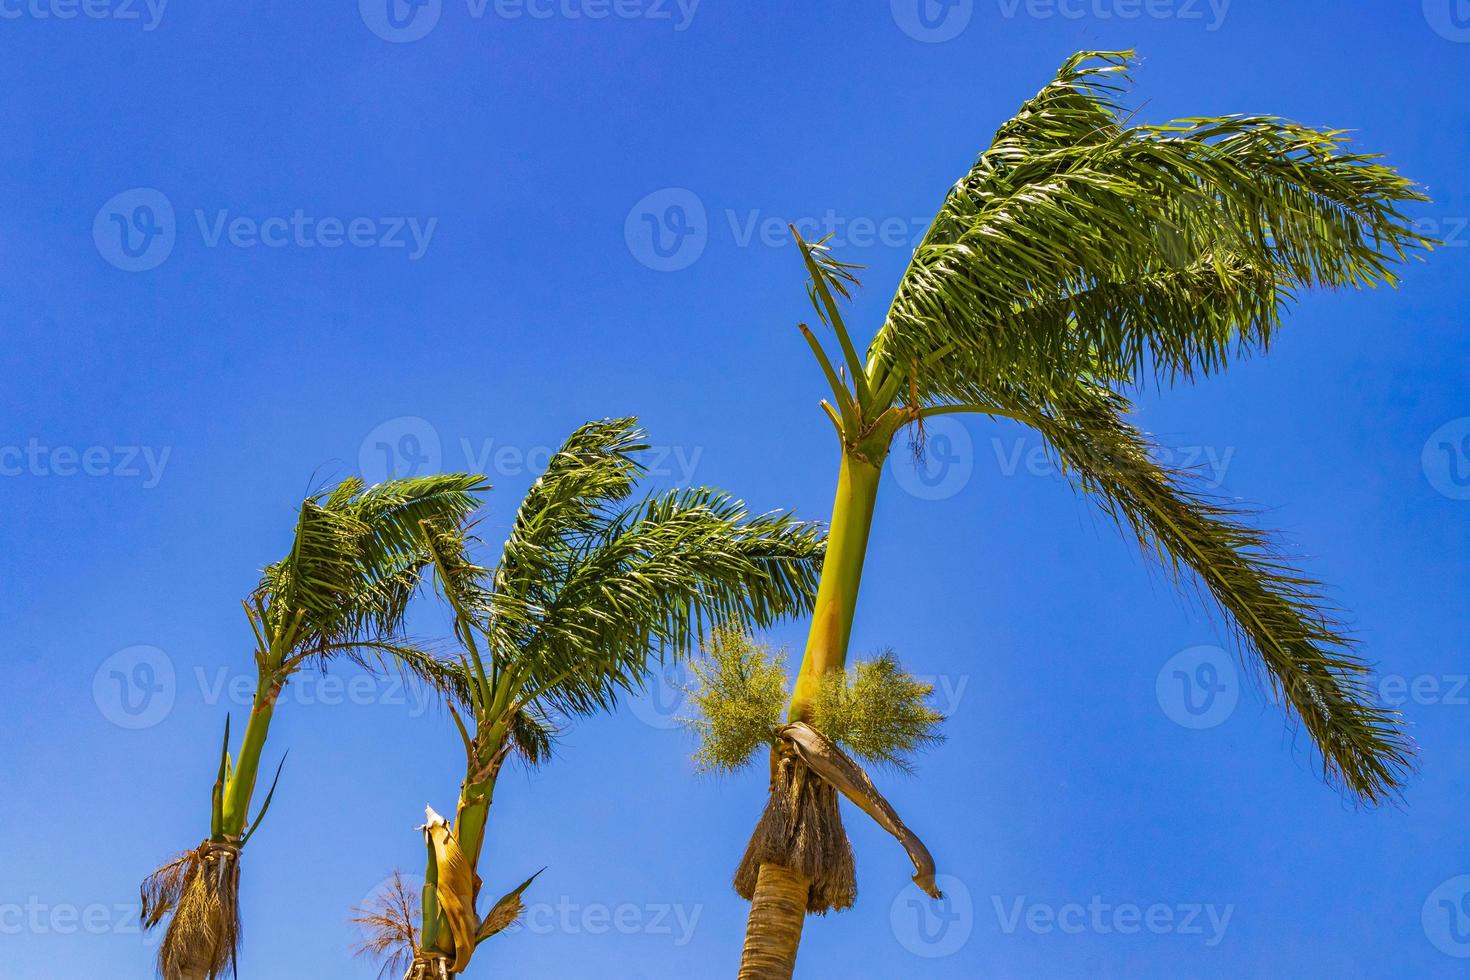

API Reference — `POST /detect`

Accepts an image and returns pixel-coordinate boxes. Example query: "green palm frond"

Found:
[493,418,647,605]
[522,486,825,718]
[254,474,488,669]
[866,50,1432,404]
[1016,381,1414,803]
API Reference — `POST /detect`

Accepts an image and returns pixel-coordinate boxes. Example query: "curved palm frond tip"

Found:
[869,49,1433,404]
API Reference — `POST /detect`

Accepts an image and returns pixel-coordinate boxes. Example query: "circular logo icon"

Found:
[888,416,974,501]
[360,0,442,42]
[1424,0,1470,42]
[94,188,175,272]
[1422,418,1470,501]
[625,188,707,272]
[1156,645,1238,730]
[94,645,176,729]
[890,873,972,958]
[628,660,691,731]
[360,416,443,484]
[891,0,973,42]
[1423,875,1470,957]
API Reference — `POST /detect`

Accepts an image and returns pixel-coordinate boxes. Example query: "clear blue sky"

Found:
[2,3,1467,978]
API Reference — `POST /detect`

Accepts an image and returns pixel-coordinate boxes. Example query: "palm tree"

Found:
[352,418,826,979]
[141,473,487,980]
[729,50,1431,978]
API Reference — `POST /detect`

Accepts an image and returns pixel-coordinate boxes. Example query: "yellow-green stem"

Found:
[788,450,882,721]
[219,675,279,839]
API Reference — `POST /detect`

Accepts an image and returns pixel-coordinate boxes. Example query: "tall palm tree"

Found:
[731,50,1431,978]
[352,418,826,979]
[141,473,487,980]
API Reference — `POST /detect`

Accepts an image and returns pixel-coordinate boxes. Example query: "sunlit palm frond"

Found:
[523,487,825,718]
[868,50,1432,403]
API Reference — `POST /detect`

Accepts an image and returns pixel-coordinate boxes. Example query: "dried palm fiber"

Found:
[140,840,241,980]
[734,722,942,914]
[734,738,856,914]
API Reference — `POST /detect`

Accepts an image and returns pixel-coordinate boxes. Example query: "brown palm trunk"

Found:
[737,864,812,980]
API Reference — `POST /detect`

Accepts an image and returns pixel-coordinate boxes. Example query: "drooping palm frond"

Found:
[866,50,1432,406]
[1009,380,1414,802]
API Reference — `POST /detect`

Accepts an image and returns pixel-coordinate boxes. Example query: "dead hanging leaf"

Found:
[422,807,478,973]
[775,721,942,899]
[475,868,544,944]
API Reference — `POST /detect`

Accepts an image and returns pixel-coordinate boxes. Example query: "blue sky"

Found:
[2,3,1468,978]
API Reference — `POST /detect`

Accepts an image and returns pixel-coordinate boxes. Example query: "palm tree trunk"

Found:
[735,450,883,977]
[786,453,881,721]
[737,864,812,980]
[219,673,281,837]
